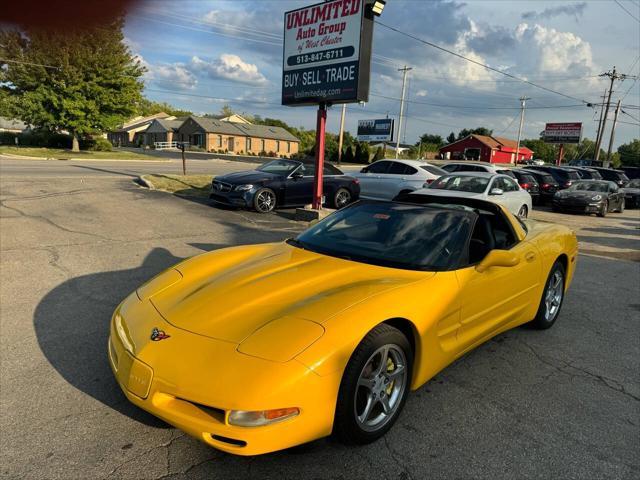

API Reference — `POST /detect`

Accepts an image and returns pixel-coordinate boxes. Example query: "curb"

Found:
[138,175,156,190]
[1,151,169,162]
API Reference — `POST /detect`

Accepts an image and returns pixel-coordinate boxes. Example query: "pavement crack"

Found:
[383,435,414,480]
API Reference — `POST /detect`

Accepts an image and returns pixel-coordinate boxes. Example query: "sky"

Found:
[123,0,640,148]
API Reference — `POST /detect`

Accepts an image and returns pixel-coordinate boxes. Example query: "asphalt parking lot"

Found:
[1,156,639,479]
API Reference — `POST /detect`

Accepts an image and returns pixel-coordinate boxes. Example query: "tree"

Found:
[220,105,235,117]
[446,132,456,144]
[343,146,355,163]
[617,139,640,166]
[0,20,145,151]
[373,146,384,161]
[136,98,191,117]
[521,139,556,163]
[419,133,443,146]
[457,127,493,139]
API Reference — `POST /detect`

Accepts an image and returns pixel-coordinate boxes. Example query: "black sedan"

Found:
[623,178,640,208]
[552,180,625,217]
[521,169,560,205]
[210,159,360,213]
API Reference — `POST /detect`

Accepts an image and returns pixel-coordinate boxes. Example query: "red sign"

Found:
[542,122,582,144]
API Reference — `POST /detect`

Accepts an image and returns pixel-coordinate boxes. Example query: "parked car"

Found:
[441,162,517,178]
[622,178,640,208]
[110,194,577,455]
[525,165,580,189]
[590,167,630,188]
[562,166,602,180]
[552,180,625,217]
[620,166,640,180]
[520,169,560,205]
[352,159,446,200]
[418,172,532,217]
[210,159,359,213]
[568,159,602,167]
[520,158,545,166]
[511,169,541,205]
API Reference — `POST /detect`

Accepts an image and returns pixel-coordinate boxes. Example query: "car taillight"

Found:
[426,178,435,184]
[352,178,359,185]
[564,181,572,188]
[520,182,530,189]
[542,183,551,190]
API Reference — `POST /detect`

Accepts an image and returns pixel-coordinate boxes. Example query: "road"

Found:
[1,155,639,479]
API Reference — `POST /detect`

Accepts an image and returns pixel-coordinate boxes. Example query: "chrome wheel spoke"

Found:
[357,393,374,423]
[374,346,390,376]
[386,364,405,380]
[379,395,391,415]
[358,376,376,390]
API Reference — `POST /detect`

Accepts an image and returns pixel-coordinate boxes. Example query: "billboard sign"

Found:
[282,0,373,106]
[542,122,582,144]
[357,118,394,142]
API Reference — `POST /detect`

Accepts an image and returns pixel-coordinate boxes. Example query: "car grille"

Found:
[212,180,232,193]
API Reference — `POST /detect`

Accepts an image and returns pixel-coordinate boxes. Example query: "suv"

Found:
[511,169,541,205]
[562,166,602,180]
[590,167,630,187]
[521,169,560,205]
[442,162,517,179]
[525,165,580,189]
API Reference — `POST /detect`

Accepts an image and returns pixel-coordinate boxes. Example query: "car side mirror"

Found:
[489,188,504,196]
[476,249,520,273]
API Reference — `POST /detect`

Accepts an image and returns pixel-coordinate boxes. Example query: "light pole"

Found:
[514,96,530,164]
[396,66,412,159]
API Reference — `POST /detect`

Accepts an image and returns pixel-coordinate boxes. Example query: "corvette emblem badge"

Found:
[151,327,170,341]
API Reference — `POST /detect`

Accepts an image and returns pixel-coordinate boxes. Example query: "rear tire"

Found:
[333,324,413,445]
[529,260,566,330]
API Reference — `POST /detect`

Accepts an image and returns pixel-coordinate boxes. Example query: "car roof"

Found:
[440,171,499,178]
[384,159,436,168]
[444,161,496,167]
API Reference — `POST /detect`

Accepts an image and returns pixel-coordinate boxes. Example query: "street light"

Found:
[371,0,386,16]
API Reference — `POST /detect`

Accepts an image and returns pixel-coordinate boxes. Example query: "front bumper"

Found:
[552,199,601,214]
[108,295,340,456]
[209,189,254,207]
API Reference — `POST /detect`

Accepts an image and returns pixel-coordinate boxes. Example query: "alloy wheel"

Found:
[335,189,351,209]
[544,269,564,322]
[354,344,407,433]
[255,190,275,213]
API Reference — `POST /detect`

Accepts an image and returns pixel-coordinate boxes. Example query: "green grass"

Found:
[142,174,214,198]
[0,146,158,160]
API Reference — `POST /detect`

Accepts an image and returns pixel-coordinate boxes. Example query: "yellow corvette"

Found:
[109,194,578,455]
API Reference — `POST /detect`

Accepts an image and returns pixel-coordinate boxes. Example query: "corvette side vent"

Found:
[211,435,247,448]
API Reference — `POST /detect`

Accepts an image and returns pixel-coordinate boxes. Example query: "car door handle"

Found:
[525,251,536,262]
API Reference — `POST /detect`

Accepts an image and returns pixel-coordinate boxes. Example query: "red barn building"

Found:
[439,134,533,164]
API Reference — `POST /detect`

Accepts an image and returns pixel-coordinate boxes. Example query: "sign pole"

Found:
[556,144,564,166]
[313,103,327,210]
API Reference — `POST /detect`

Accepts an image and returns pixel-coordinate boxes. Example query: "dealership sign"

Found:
[357,118,394,142]
[282,0,373,106]
[542,122,582,144]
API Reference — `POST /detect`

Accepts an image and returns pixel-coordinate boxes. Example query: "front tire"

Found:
[529,260,566,330]
[517,205,528,218]
[333,324,413,444]
[253,188,276,213]
[597,200,608,217]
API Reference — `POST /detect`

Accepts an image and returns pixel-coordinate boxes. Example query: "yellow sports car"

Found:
[109,194,578,456]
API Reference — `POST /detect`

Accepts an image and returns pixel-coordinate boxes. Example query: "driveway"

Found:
[1,156,639,479]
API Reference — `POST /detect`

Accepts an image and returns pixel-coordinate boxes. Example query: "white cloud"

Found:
[143,58,197,90]
[415,90,428,97]
[190,54,267,85]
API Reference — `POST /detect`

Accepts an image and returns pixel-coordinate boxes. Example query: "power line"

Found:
[614,0,640,23]
[370,93,586,110]
[375,20,596,105]
[0,58,59,70]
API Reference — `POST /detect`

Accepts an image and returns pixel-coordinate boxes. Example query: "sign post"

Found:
[282,0,375,211]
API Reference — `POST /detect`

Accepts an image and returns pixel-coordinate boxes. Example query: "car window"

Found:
[323,164,342,176]
[620,173,630,182]
[420,165,447,176]
[496,169,516,178]
[404,165,418,175]
[430,175,490,193]
[299,163,316,176]
[503,177,519,192]
[609,183,619,193]
[388,162,408,175]
[566,171,580,180]
[367,161,391,174]
[491,177,505,191]
[258,160,300,175]
[442,164,459,172]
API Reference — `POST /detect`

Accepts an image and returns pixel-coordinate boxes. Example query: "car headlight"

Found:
[234,184,253,191]
[114,312,134,354]
[591,195,602,201]
[228,407,300,427]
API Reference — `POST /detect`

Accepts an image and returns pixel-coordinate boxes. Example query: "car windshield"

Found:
[420,165,447,176]
[567,182,609,193]
[429,175,490,193]
[290,202,474,271]
[257,160,300,175]
[627,179,640,188]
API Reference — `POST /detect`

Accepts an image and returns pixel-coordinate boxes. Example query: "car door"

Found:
[454,219,542,351]
[377,161,414,199]
[357,161,392,199]
[501,176,525,213]
[608,183,623,209]
[284,163,315,205]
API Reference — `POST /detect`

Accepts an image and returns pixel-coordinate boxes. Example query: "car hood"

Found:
[216,170,279,184]
[556,191,604,201]
[144,242,427,344]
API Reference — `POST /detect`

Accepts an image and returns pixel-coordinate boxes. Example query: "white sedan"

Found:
[351,159,447,200]
[412,172,533,218]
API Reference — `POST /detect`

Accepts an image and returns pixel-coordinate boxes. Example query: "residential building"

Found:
[107,112,173,147]
[439,134,533,163]
[173,116,299,157]
[142,118,184,146]
[0,117,28,134]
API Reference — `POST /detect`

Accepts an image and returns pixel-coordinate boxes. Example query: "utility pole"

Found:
[605,100,622,167]
[337,103,346,166]
[514,96,530,165]
[594,89,608,149]
[595,66,636,162]
[396,66,412,159]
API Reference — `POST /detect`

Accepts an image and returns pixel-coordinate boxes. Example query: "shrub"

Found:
[267,151,277,157]
[259,150,268,157]
[88,137,112,151]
